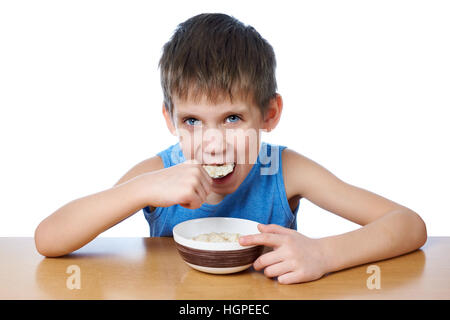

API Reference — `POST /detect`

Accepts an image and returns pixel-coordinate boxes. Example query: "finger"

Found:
[189,193,203,209]
[239,232,284,248]
[198,169,213,195]
[184,160,213,185]
[253,250,283,271]
[194,183,207,204]
[263,261,293,279]
[258,223,295,235]
[182,188,203,209]
[277,271,303,285]
[198,165,214,186]
[180,198,201,209]
[184,159,202,165]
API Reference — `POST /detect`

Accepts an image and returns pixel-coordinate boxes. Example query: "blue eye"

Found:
[184,118,201,126]
[226,115,241,123]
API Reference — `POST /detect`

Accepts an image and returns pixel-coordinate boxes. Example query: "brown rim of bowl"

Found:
[175,243,264,268]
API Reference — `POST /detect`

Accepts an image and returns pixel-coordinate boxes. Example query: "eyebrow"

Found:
[175,108,248,119]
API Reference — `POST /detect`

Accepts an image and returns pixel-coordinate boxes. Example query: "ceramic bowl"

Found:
[173,217,264,274]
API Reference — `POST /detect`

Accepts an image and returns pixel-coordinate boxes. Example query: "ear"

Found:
[162,103,177,136]
[262,93,283,132]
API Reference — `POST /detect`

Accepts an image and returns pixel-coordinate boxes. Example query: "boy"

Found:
[35,13,427,285]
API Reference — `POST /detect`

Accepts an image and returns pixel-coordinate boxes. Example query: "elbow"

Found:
[34,221,67,258]
[405,209,428,249]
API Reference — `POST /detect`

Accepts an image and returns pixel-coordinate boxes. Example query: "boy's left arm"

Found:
[239,149,427,284]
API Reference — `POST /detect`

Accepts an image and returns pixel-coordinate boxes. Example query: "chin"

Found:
[210,166,244,195]
[212,185,237,195]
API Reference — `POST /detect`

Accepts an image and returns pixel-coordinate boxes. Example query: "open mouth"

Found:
[202,163,236,179]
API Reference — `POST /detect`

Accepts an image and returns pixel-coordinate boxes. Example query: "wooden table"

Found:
[0,237,449,299]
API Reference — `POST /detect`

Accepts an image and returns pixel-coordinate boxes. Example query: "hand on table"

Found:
[239,224,329,284]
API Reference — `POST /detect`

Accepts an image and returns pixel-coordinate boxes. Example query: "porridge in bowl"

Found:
[173,217,264,274]
[192,232,241,242]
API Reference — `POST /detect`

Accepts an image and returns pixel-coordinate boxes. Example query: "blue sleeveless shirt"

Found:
[142,141,300,237]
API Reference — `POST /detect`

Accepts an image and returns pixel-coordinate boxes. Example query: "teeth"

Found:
[203,163,235,178]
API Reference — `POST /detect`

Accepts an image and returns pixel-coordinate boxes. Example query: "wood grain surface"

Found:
[0,237,449,299]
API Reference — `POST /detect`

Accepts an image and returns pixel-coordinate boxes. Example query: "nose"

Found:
[202,127,227,163]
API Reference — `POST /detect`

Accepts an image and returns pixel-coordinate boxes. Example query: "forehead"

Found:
[172,94,257,117]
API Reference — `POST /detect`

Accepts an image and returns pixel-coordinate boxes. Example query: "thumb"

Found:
[184,159,201,165]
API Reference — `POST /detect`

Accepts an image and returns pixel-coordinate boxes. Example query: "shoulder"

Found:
[281,147,341,199]
[281,148,304,199]
[113,156,164,187]
[156,142,185,167]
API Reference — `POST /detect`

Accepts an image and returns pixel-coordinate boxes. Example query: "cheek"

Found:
[179,141,201,162]
[178,129,205,160]
[245,139,261,165]
[226,130,260,165]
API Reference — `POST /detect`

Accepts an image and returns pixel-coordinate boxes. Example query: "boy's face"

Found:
[163,94,281,195]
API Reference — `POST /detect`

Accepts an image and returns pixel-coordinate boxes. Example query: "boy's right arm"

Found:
[34,156,212,257]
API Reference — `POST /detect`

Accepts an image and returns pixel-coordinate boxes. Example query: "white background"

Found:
[0,0,449,238]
